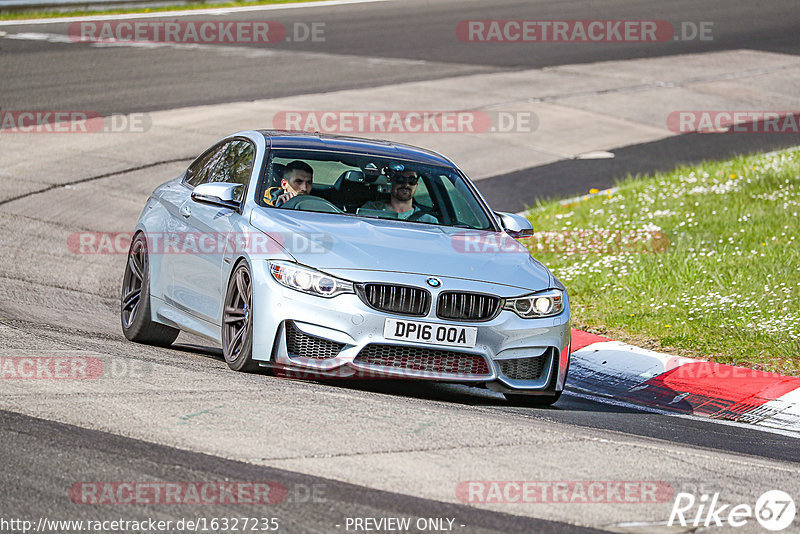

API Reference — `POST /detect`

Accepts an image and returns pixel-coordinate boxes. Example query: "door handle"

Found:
[180,205,191,218]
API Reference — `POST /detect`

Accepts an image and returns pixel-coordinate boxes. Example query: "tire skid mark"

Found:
[0,157,193,207]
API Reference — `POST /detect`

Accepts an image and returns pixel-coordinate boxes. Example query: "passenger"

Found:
[360,170,438,223]
[264,160,313,206]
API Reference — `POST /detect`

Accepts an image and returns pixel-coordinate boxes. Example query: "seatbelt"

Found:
[408,209,429,222]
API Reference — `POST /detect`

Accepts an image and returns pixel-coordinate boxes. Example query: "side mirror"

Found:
[191,182,243,210]
[496,212,534,239]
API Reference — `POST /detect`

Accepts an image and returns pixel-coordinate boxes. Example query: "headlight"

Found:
[503,289,564,318]
[269,261,354,298]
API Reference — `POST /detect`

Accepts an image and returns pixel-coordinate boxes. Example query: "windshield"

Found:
[257,149,494,230]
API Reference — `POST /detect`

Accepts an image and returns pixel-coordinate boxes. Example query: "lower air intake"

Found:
[354,344,490,376]
[498,354,548,380]
[285,321,344,360]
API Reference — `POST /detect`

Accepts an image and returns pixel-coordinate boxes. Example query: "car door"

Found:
[175,139,256,325]
[158,141,230,315]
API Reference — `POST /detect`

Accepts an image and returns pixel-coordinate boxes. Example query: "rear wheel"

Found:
[121,233,179,346]
[222,261,259,372]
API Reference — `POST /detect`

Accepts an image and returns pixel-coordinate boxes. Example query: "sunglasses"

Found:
[393,175,419,185]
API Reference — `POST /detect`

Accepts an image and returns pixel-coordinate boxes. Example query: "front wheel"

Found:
[121,233,179,346]
[222,262,259,372]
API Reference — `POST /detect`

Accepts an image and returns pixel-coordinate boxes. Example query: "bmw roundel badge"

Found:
[426,277,442,288]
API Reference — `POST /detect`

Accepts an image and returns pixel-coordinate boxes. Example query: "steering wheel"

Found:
[280,195,343,214]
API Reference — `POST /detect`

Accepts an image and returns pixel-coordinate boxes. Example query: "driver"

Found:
[264,160,313,206]
[360,169,438,223]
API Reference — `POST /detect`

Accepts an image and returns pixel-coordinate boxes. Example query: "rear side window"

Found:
[207,140,255,201]
[184,142,229,187]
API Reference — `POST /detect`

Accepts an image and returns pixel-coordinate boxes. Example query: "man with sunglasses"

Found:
[360,169,438,223]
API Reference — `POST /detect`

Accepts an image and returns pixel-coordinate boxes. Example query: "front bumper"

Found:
[250,262,570,392]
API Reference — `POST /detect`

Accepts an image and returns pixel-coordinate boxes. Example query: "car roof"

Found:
[257,130,456,167]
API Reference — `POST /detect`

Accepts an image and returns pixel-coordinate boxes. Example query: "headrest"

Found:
[268,163,286,188]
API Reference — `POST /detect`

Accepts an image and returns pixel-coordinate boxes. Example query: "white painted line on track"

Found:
[4,31,72,42]
[0,30,432,65]
[575,150,615,160]
[0,0,392,26]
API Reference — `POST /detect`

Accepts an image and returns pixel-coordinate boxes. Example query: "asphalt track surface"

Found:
[484,129,800,212]
[1,410,603,534]
[2,0,800,208]
[2,0,800,113]
[1,1,800,532]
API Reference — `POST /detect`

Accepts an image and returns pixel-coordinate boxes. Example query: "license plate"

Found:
[383,318,477,348]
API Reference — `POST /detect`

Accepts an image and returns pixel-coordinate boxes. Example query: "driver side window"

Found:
[441,175,485,228]
[413,177,433,209]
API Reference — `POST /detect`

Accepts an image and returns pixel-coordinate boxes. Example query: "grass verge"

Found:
[0,0,321,21]
[524,147,800,376]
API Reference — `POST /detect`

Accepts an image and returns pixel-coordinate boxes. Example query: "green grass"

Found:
[524,147,800,376]
[0,0,321,20]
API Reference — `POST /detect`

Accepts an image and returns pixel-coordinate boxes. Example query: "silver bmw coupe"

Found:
[121,130,570,405]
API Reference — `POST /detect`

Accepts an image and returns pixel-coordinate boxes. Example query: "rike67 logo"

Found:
[669,490,796,531]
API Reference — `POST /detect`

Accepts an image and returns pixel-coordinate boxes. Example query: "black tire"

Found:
[504,391,562,407]
[222,261,259,372]
[121,232,180,346]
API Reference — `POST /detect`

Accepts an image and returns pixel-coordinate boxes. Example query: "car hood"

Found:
[250,208,552,291]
